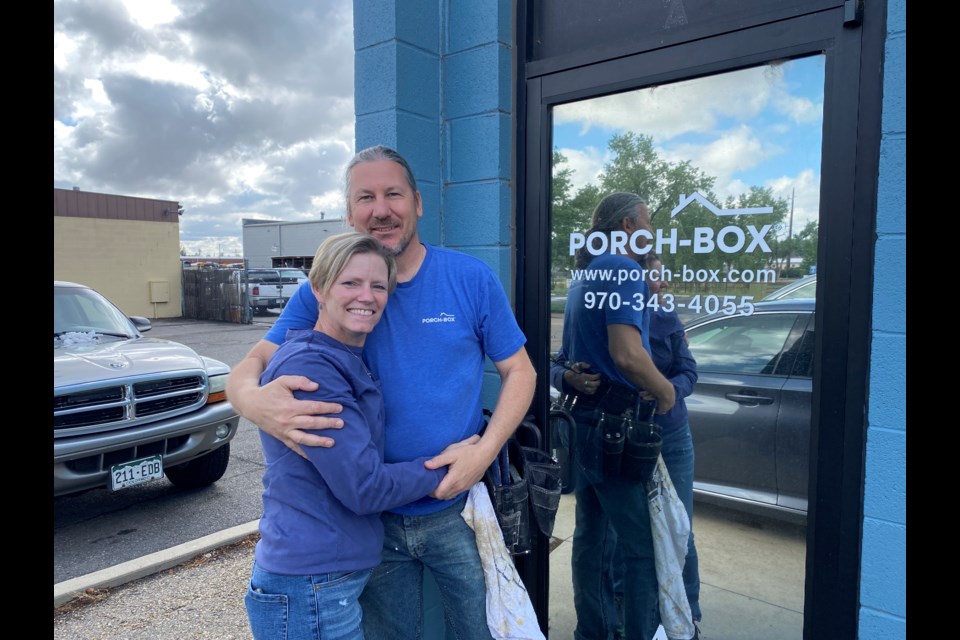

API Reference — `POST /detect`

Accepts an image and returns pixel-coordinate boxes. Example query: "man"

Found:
[551,192,681,640]
[226,145,537,640]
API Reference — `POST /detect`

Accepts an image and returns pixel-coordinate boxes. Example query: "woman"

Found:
[637,252,701,635]
[244,232,447,640]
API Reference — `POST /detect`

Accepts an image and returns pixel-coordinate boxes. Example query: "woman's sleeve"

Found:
[667,328,698,401]
[550,346,570,394]
[305,402,445,515]
[282,352,446,515]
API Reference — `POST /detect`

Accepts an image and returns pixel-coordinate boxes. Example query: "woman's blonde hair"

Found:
[308,232,397,296]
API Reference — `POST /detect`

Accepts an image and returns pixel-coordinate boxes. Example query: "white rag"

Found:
[56,331,100,347]
[461,483,545,640]
[648,455,695,640]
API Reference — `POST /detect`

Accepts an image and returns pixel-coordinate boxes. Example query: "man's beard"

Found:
[385,228,415,257]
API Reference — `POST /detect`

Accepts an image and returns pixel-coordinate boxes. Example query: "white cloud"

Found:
[122,0,180,28]
[179,236,243,258]
[114,53,210,90]
[557,146,608,194]
[660,125,782,189]
[554,65,775,141]
[765,168,821,233]
[774,92,822,124]
[54,0,355,255]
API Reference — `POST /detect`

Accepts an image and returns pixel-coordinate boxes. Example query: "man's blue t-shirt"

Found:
[264,243,527,515]
[560,252,652,391]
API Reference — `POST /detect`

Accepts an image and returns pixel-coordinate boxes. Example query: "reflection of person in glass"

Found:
[601,252,702,639]
[551,192,687,640]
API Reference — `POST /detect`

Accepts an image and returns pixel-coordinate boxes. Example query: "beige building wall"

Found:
[54,217,182,318]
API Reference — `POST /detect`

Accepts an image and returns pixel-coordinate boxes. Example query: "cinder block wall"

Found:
[858,0,906,638]
[353,1,514,637]
[354,0,515,414]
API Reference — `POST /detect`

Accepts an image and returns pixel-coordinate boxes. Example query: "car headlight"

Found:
[207,373,229,404]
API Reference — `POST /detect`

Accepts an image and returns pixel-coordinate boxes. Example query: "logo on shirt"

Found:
[421,312,456,324]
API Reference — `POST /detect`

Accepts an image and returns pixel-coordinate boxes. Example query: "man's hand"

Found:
[438,434,481,454]
[564,362,602,395]
[424,438,496,500]
[235,374,344,458]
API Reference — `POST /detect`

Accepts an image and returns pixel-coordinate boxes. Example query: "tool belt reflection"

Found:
[562,381,662,484]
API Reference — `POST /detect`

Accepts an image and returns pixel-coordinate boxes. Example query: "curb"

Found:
[54,519,260,609]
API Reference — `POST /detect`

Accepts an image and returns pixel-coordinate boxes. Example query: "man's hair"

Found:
[590,192,647,232]
[308,232,398,296]
[343,145,419,212]
[574,192,648,268]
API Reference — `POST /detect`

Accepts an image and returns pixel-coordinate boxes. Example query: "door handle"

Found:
[724,392,774,405]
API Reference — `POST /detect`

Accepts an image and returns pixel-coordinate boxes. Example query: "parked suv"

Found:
[54,281,240,497]
[685,298,815,523]
[246,268,308,315]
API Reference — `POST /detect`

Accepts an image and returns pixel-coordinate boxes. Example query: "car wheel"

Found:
[165,444,230,490]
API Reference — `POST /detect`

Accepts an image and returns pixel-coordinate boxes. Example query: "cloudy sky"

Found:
[54,0,355,257]
[553,55,825,234]
[55,3,824,257]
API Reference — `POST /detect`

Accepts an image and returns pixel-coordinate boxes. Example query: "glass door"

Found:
[543,56,823,640]
[519,2,881,636]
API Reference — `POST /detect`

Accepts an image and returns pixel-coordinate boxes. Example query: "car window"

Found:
[278,269,307,284]
[687,312,803,375]
[54,287,137,336]
[761,276,817,301]
[778,279,817,300]
[248,270,281,284]
[787,326,816,378]
[770,314,813,376]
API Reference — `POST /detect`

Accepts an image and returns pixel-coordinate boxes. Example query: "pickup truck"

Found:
[54,281,240,497]
[246,268,308,315]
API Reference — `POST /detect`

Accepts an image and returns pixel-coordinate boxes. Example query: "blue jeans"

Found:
[244,561,372,640]
[571,414,699,640]
[359,496,493,640]
[608,424,701,628]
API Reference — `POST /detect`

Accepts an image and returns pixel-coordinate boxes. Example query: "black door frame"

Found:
[515,4,885,638]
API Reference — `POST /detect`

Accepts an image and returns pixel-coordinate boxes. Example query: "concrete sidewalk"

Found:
[54,498,805,639]
[54,522,261,640]
[54,520,261,610]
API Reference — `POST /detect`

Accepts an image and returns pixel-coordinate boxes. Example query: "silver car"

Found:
[760,274,817,301]
[54,281,240,497]
[685,298,814,523]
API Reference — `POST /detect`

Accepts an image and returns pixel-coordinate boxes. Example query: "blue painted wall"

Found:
[354,1,514,636]
[858,0,906,638]
[354,0,513,416]
[354,0,907,637]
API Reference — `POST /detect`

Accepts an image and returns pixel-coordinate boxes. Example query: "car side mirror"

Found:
[129,316,152,332]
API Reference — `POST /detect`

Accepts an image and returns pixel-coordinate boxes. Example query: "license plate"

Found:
[110,455,164,491]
